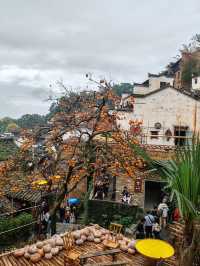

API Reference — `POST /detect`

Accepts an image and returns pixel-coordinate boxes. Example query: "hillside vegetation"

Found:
[0,140,19,161]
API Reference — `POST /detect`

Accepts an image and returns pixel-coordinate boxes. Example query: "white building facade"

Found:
[117,86,200,146]
[134,73,174,95]
[192,76,200,91]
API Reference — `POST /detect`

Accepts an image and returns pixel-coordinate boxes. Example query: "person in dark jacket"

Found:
[134,218,145,239]
[151,205,158,219]
[144,210,155,238]
[59,202,65,223]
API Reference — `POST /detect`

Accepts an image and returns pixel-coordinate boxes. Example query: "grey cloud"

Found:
[0,82,50,118]
[0,0,200,117]
[30,87,51,100]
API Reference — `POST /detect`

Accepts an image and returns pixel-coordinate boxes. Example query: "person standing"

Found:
[121,186,131,204]
[173,207,180,222]
[59,201,65,223]
[93,181,98,198]
[152,218,161,239]
[151,205,158,219]
[97,181,104,200]
[65,207,70,223]
[41,200,47,212]
[144,210,155,238]
[44,210,51,236]
[70,212,75,224]
[134,218,145,239]
[158,199,169,228]
[103,175,109,198]
[94,181,103,199]
[72,206,78,223]
[41,207,50,236]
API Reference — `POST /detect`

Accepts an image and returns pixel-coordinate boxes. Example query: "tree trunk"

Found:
[48,138,96,234]
[82,183,93,225]
[49,186,67,234]
[48,167,89,234]
[51,212,57,235]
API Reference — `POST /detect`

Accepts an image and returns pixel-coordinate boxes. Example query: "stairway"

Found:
[56,222,83,234]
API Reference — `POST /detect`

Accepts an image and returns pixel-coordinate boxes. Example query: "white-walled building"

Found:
[134,73,174,95]
[117,86,200,146]
[192,75,200,91]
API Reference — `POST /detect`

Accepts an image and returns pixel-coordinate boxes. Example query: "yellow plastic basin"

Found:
[135,239,174,259]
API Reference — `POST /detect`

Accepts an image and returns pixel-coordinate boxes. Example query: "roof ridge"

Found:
[131,86,200,101]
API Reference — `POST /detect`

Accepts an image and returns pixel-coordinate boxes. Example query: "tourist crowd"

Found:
[59,201,78,224]
[33,199,79,239]
[94,182,132,204]
[134,197,180,239]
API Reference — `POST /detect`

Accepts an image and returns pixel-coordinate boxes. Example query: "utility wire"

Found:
[0,205,42,218]
[0,221,37,236]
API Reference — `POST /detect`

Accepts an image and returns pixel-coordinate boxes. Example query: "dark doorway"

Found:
[144,181,166,209]
[174,126,188,146]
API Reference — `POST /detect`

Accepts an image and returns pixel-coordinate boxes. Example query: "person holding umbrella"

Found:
[67,197,80,223]
[68,197,80,205]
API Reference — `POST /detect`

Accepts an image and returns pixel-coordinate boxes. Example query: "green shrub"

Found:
[135,208,145,221]
[0,212,33,247]
[120,216,133,227]
[113,214,121,223]
[0,140,18,161]
[182,58,200,84]
[87,199,142,228]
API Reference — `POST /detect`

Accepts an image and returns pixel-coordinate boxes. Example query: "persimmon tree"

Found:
[0,78,145,233]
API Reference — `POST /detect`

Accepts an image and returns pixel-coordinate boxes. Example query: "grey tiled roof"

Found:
[132,86,200,101]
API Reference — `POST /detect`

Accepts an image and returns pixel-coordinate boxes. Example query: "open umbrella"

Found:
[67,197,80,205]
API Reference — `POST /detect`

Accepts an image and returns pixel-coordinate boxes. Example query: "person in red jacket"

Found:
[173,207,180,222]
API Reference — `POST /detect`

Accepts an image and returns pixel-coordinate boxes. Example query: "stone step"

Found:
[56,222,83,234]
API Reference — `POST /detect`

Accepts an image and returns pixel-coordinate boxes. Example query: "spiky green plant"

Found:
[129,137,200,264]
[158,139,200,221]
[165,139,200,266]
[129,137,200,221]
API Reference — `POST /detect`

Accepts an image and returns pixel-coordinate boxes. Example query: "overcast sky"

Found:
[0,0,200,118]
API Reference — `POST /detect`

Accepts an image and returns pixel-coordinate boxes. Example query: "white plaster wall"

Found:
[117,87,200,146]
[192,77,200,90]
[149,76,174,90]
[134,76,174,95]
[116,111,136,130]
[134,85,148,94]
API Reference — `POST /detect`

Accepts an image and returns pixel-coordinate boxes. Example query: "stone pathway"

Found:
[56,222,83,234]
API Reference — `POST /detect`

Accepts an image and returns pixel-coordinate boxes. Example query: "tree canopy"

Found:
[6,122,20,134]
[0,117,16,133]
[0,114,47,134]
[0,80,145,235]
[112,83,134,96]
[17,114,47,129]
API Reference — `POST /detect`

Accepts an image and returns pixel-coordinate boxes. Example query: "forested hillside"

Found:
[0,140,19,161]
